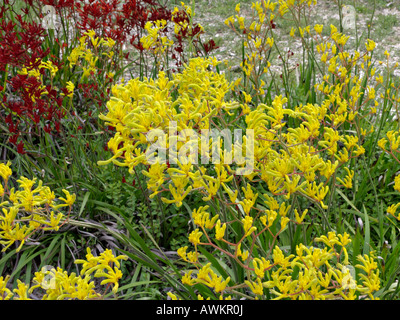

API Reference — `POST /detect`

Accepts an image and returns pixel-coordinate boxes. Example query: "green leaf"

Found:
[337,190,379,223]
[363,205,371,256]
[79,191,91,217]
[197,245,232,284]
[10,248,47,284]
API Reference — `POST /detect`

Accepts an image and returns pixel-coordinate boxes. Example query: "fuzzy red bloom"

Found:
[16,141,26,154]
[0,14,49,71]
[203,39,218,54]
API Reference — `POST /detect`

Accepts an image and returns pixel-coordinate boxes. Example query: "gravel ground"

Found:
[180,0,400,78]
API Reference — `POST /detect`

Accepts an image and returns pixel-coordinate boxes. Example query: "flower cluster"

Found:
[0,5,66,152]
[0,247,127,300]
[2,0,397,301]
[99,51,365,216]
[67,28,117,95]
[379,129,400,219]
[96,0,390,299]
[179,230,380,300]
[225,0,277,97]
[138,1,217,71]
[74,0,217,73]
[0,161,76,252]
[1,0,217,154]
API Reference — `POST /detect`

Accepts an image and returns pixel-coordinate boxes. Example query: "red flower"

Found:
[203,39,218,54]
[17,141,26,154]
[9,134,18,145]
[44,124,52,133]
[0,12,49,71]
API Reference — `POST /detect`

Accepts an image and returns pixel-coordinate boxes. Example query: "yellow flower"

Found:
[377,138,387,150]
[215,220,226,240]
[337,167,354,189]
[0,276,13,300]
[253,257,271,278]
[235,3,240,13]
[13,280,31,300]
[242,215,256,237]
[189,229,203,246]
[67,46,83,67]
[84,29,103,48]
[315,231,340,248]
[103,37,115,48]
[74,247,98,275]
[192,205,219,229]
[98,266,123,293]
[58,189,76,207]
[387,203,400,219]
[62,81,75,98]
[224,16,235,26]
[330,24,338,35]
[167,292,179,300]
[314,24,323,35]
[272,246,293,268]
[39,60,58,78]
[98,249,128,269]
[280,216,290,231]
[365,39,376,52]
[0,161,12,183]
[294,208,308,224]
[177,246,188,261]
[237,16,245,29]
[187,251,199,263]
[42,211,64,231]
[245,278,263,296]
[394,175,400,192]
[161,183,192,208]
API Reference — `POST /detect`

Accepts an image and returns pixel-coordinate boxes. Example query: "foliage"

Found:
[1,0,400,300]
